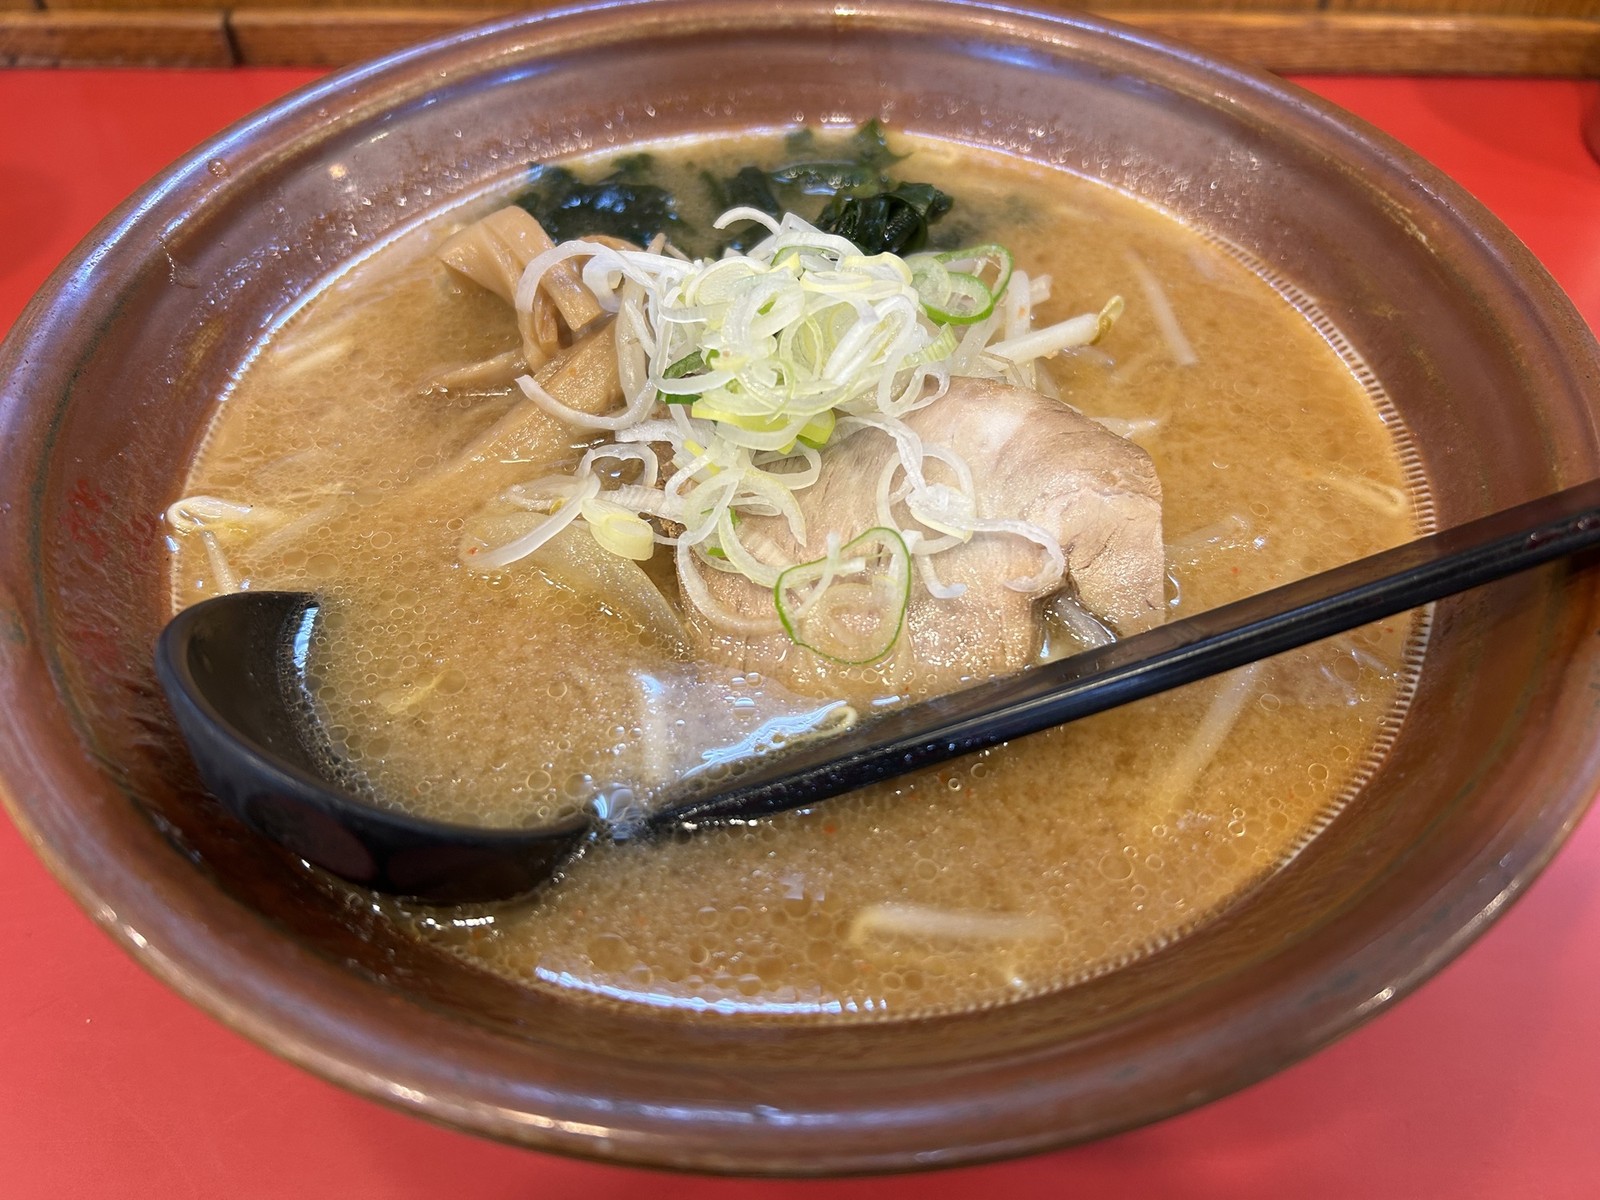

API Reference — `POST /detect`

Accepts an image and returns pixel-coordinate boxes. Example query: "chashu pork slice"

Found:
[685,378,1165,699]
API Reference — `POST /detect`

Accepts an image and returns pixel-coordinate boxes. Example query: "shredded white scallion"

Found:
[473,207,1123,645]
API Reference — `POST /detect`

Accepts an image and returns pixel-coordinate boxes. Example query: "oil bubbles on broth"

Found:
[166,130,1428,1020]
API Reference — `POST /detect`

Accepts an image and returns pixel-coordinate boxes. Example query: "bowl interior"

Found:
[2,0,1598,1174]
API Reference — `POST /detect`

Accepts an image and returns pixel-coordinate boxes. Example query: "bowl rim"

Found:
[3,0,1599,1175]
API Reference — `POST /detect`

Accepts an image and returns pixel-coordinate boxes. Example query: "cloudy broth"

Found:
[170,133,1427,1019]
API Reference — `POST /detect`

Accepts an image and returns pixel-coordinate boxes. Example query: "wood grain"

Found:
[42,0,512,10]
[35,0,1597,10]
[1328,0,1600,15]
[1110,11,1600,72]
[1056,0,1323,10]
[229,7,1600,74]
[37,0,227,9]
[33,0,1597,14]
[0,10,230,64]
[8,6,1600,75]
[229,7,498,65]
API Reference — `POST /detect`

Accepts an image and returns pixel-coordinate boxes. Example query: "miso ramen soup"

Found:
[167,129,1428,1019]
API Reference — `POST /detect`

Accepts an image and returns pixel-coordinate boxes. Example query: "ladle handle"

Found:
[651,478,1600,831]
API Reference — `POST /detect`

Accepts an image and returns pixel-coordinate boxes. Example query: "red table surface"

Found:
[2,69,1597,1199]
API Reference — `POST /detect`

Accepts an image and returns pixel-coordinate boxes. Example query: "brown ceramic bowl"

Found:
[2,0,1598,1175]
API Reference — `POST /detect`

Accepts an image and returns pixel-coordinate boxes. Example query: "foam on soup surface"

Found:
[169,133,1427,1019]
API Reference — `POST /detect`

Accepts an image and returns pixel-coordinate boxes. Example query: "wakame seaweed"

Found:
[848,119,907,170]
[514,158,686,248]
[768,119,908,195]
[704,165,783,217]
[701,166,783,253]
[814,182,953,256]
[769,160,882,195]
[518,120,952,258]
[750,119,951,254]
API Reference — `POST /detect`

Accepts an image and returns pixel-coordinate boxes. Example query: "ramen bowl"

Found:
[1,0,1597,1175]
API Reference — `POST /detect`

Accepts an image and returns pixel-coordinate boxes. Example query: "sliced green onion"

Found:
[905,323,958,365]
[773,527,912,664]
[688,401,791,437]
[795,408,837,450]
[907,243,1014,326]
[581,499,656,560]
[937,243,1014,294]
[658,348,710,404]
[664,349,708,377]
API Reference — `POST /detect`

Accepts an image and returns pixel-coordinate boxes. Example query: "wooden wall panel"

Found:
[1068,0,1322,10]
[0,10,230,64]
[39,0,218,11]
[4,2,1599,74]
[43,0,508,10]
[1114,10,1600,72]
[228,7,1600,74]
[230,7,498,66]
[1328,0,1600,15]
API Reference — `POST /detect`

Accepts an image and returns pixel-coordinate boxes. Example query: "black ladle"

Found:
[155,478,1600,904]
